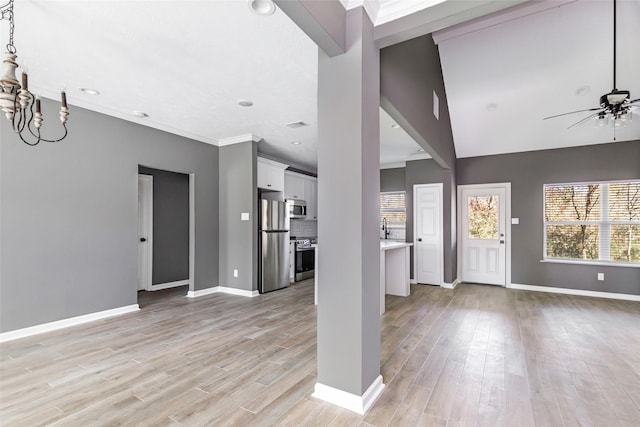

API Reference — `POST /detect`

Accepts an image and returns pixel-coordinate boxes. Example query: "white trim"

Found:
[186,286,260,299]
[410,279,418,285]
[509,283,640,302]
[413,183,444,289]
[380,162,406,169]
[432,0,577,45]
[257,156,289,170]
[149,280,189,291]
[189,173,196,294]
[312,375,385,415]
[138,174,153,291]
[457,182,512,287]
[217,133,262,146]
[0,304,140,343]
[405,153,432,162]
[441,279,459,289]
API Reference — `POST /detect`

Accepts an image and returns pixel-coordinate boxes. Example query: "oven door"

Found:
[295,247,315,281]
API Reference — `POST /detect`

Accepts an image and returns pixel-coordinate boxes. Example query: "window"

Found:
[544,181,640,265]
[380,192,406,240]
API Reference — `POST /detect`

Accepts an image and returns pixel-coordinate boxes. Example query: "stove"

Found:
[294,238,315,281]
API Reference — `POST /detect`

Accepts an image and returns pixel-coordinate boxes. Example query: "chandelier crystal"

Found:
[1,0,69,145]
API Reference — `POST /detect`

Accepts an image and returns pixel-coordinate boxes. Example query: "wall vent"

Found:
[285,121,308,128]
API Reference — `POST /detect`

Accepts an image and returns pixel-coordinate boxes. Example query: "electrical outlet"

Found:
[597,272,604,281]
[233,269,238,278]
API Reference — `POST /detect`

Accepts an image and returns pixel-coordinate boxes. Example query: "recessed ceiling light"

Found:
[391,124,400,129]
[237,99,253,107]
[486,103,498,112]
[131,111,148,118]
[575,85,590,96]
[291,141,302,145]
[417,148,425,152]
[80,88,100,95]
[248,0,276,16]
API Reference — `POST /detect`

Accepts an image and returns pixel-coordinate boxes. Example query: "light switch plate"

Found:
[511,218,519,225]
[241,213,249,221]
[597,273,604,281]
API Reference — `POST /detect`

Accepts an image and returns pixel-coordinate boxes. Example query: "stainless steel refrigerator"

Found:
[259,199,290,293]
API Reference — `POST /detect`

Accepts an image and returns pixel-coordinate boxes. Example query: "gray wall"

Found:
[380,35,456,170]
[218,142,258,291]
[1,99,219,333]
[380,167,405,192]
[138,166,189,285]
[457,140,640,295]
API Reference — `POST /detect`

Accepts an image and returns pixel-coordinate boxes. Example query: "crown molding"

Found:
[380,161,406,169]
[216,133,263,147]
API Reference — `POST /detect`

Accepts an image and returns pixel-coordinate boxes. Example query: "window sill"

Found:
[540,259,639,268]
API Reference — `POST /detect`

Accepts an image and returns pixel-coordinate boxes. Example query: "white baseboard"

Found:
[410,279,417,285]
[509,283,640,302]
[442,279,459,289]
[0,304,140,343]
[311,375,385,415]
[149,279,189,291]
[186,286,259,299]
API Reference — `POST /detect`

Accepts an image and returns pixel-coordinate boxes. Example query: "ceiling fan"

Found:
[543,0,639,130]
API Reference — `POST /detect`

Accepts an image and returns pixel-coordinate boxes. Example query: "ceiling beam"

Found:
[374,0,529,49]
[274,0,346,57]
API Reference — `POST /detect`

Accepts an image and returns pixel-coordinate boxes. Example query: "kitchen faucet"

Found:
[382,217,390,240]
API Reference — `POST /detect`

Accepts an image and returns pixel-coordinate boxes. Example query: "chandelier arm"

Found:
[32,123,68,143]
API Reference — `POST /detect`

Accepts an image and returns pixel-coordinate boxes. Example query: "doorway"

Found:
[137,167,194,299]
[458,183,510,286]
[413,184,443,286]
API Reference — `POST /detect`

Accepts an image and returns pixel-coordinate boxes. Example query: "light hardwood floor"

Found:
[1,281,640,426]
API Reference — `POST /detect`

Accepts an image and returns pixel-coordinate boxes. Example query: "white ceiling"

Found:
[435,0,640,158]
[4,0,636,171]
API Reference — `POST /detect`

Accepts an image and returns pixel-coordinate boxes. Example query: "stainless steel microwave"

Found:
[286,199,307,219]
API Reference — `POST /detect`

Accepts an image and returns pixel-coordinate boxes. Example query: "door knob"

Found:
[140,237,147,242]
[417,238,422,242]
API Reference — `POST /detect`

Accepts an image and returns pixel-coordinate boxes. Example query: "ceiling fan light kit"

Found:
[543,0,639,132]
[0,0,69,146]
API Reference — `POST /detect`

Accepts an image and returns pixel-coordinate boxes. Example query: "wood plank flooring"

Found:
[1,281,640,426]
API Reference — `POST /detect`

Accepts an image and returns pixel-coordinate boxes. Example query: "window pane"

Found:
[609,182,640,221]
[468,195,498,239]
[545,184,600,221]
[546,224,599,260]
[380,192,406,227]
[610,224,640,262]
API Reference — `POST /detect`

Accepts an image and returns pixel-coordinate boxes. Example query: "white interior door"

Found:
[414,184,443,286]
[138,175,153,291]
[460,185,506,286]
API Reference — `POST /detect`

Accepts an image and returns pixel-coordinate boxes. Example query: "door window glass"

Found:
[468,195,499,239]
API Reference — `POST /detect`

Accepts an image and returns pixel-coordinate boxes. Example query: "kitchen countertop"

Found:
[312,240,412,250]
[379,240,413,251]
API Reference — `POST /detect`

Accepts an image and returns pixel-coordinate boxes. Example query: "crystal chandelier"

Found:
[0,0,69,145]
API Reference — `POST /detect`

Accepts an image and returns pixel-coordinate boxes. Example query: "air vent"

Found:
[285,121,308,128]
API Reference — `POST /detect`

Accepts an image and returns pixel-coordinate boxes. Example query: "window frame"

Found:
[542,179,640,268]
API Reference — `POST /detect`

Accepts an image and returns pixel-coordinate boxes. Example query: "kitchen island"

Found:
[314,240,413,315]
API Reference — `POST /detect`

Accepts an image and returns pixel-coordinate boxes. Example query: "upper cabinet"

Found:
[284,172,305,200]
[257,157,288,192]
[285,171,318,220]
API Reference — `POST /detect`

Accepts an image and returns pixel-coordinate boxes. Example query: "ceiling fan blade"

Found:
[567,111,602,129]
[628,98,640,104]
[543,107,602,120]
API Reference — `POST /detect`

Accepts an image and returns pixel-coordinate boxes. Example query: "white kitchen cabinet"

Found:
[257,157,287,191]
[304,177,318,220]
[284,171,305,200]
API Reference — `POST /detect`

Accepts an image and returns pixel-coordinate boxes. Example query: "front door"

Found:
[414,184,443,286]
[460,185,506,286]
